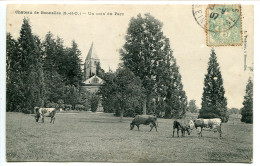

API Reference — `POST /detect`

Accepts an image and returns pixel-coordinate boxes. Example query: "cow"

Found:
[34,107,60,124]
[173,119,191,137]
[189,118,222,137]
[130,115,158,131]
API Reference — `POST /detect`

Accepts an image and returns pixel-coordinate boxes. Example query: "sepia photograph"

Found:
[5,4,253,162]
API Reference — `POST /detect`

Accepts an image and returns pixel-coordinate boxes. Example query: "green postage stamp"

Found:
[206,4,242,46]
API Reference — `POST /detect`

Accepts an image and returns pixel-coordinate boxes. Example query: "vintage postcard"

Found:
[6,4,253,162]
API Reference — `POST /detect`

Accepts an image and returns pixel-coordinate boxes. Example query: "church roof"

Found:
[83,75,104,85]
[86,42,99,61]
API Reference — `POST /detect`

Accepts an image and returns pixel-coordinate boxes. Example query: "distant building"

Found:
[84,42,100,80]
[82,43,104,112]
[82,75,104,93]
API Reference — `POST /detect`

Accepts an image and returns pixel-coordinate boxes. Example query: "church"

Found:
[82,42,104,112]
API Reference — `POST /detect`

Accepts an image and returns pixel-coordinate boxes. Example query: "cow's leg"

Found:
[197,127,202,137]
[177,129,179,137]
[150,124,153,131]
[137,125,139,131]
[217,126,222,138]
[182,129,185,137]
[173,129,175,137]
[41,114,44,123]
[150,121,156,132]
[52,117,55,124]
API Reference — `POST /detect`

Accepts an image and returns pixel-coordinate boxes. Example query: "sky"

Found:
[6,4,254,109]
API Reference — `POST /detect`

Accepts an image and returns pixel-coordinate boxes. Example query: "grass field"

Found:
[6,112,253,162]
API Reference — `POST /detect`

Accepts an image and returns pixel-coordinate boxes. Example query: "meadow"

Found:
[6,112,253,162]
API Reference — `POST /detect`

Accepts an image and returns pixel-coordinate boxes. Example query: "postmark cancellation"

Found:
[206,4,242,47]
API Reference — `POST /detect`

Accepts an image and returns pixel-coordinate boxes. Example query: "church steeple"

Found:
[86,42,99,60]
[84,42,100,80]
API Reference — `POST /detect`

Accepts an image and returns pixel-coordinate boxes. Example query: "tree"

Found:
[65,41,83,87]
[16,18,45,113]
[90,93,99,112]
[99,67,144,121]
[164,51,187,118]
[96,62,105,78]
[228,107,240,115]
[6,33,21,112]
[121,13,178,115]
[199,49,228,122]
[42,32,66,104]
[241,78,253,123]
[187,100,198,113]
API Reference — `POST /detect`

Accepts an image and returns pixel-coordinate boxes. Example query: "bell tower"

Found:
[84,42,100,80]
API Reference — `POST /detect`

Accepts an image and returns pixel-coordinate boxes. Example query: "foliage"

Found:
[228,107,241,115]
[6,18,88,113]
[75,104,85,111]
[199,49,229,122]
[241,78,253,124]
[96,62,105,78]
[90,93,99,112]
[8,18,45,114]
[6,33,21,112]
[99,67,144,117]
[121,13,187,116]
[187,100,198,113]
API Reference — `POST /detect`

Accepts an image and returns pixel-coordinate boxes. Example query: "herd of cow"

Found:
[129,114,222,138]
[34,107,222,138]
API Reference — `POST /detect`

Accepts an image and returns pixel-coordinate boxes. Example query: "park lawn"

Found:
[6,112,253,162]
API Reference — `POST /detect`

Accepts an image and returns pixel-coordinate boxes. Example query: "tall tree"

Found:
[241,78,253,123]
[199,49,228,122]
[99,68,144,120]
[16,18,45,113]
[121,13,177,115]
[6,33,21,112]
[42,32,66,104]
[187,100,198,113]
[66,41,83,87]
[96,62,105,78]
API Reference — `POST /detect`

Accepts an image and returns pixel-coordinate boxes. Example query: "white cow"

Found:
[34,107,60,124]
[189,118,222,137]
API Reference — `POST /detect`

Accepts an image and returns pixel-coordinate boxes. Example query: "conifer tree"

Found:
[199,49,228,122]
[17,18,45,113]
[121,13,185,115]
[6,33,20,112]
[241,78,253,123]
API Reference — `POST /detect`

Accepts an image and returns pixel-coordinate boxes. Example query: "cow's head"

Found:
[130,123,134,130]
[188,120,195,130]
[186,128,191,135]
[34,107,40,122]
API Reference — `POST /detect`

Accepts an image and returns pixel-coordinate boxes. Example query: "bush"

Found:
[75,104,85,111]
[46,102,59,108]
[64,104,72,111]
[90,94,99,112]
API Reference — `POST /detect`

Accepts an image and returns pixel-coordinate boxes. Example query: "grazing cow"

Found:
[189,118,222,137]
[34,107,59,124]
[173,119,191,137]
[130,115,158,131]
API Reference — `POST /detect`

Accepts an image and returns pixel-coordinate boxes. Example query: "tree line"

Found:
[6,16,253,123]
[6,18,90,113]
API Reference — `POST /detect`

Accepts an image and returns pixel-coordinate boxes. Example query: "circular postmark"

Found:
[192,4,241,33]
[192,5,207,30]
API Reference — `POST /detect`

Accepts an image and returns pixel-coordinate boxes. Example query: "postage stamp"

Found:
[206,4,242,46]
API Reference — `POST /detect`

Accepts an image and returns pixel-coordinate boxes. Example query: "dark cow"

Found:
[189,118,222,137]
[130,115,158,131]
[173,119,191,137]
[34,107,59,124]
